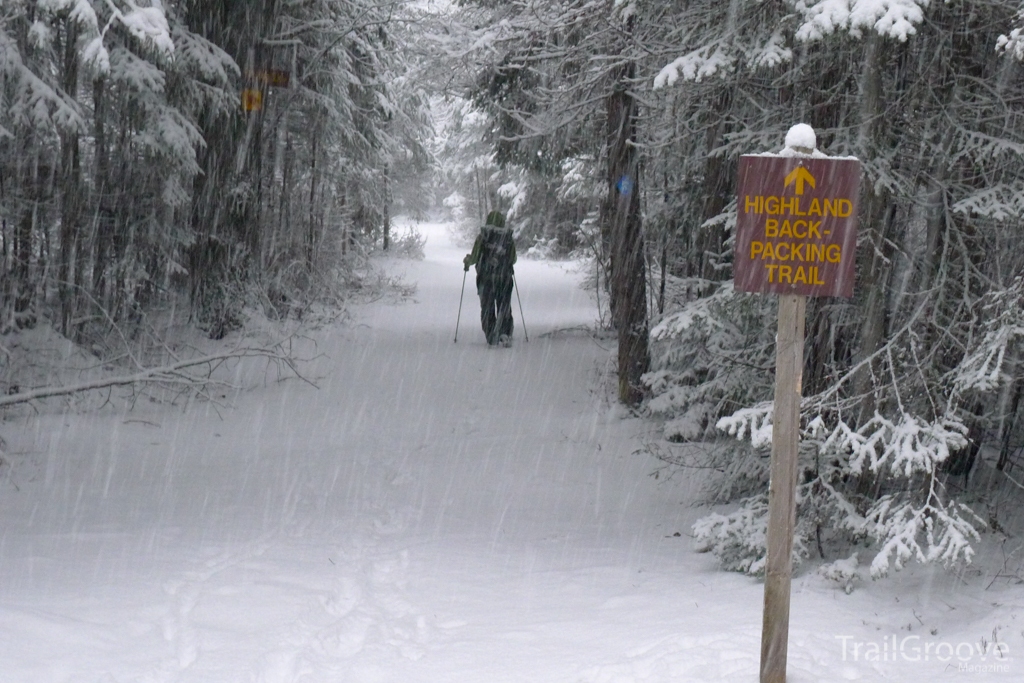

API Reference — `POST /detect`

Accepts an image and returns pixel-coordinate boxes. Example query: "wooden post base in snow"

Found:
[760,293,806,683]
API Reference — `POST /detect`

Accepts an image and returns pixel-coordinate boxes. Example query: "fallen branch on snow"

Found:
[0,344,316,408]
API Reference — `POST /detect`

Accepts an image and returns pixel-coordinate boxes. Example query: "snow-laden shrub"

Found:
[690,445,852,577]
[385,225,426,260]
[819,554,861,594]
[644,283,776,442]
[671,276,1024,581]
[694,496,772,574]
[694,495,811,576]
[675,281,997,580]
[701,402,985,579]
[524,237,559,260]
[442,191,467,223]
[829,412,983,577]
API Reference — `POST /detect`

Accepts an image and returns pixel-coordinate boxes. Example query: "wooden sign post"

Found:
[733,125,860,683]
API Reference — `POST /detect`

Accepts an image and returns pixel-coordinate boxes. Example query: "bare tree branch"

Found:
[0,343,315,409]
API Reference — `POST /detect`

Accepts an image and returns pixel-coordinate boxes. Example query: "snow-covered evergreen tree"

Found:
[645,0,1024,580]
[0,1,422,339]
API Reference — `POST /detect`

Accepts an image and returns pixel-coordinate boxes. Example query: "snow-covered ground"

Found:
[1,219,1021,682]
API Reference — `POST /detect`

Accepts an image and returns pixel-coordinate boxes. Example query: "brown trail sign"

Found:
[735,127,860,683]
[734,155,860,298]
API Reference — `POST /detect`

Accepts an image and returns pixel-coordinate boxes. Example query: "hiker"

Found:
[463,210,517,346]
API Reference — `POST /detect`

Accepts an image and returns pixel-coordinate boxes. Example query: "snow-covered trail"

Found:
[0,221,704,682]
[1,220,1019,682]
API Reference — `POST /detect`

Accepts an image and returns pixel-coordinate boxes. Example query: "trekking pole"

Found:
[455,269,468,343]
[513,274,528,342]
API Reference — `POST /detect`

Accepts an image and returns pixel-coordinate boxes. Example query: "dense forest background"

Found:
[4,0,1024,578]
[0,0,436,342]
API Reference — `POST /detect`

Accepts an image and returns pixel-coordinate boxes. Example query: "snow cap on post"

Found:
[783,123,816,155]
[733,123,861,297]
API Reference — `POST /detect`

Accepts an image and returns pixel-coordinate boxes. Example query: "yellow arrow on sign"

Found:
[784,166,816,195]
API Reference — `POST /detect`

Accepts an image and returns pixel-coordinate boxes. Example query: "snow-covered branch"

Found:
[954,276,1024,393]
[0,344,313,409]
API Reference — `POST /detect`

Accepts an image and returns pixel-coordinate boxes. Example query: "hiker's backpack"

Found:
[477,226,514,278]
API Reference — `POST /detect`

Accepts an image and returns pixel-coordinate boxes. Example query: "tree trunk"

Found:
[997,378,1023,472]
[278,120,293,264]
[851,32,892,426]
[306,123,319,267]
[698,89,733,287]
[58,15,81,336]
[605,46,649,406]
[852,200,896,427]
[92,76,113,308]
[0,218,9,332]
[110,114,132,320]
[380,159,391,252]
[14,155,37,328]
[187,0,279,285]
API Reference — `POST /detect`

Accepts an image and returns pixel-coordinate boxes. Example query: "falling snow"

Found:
[0,220,1021,681]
